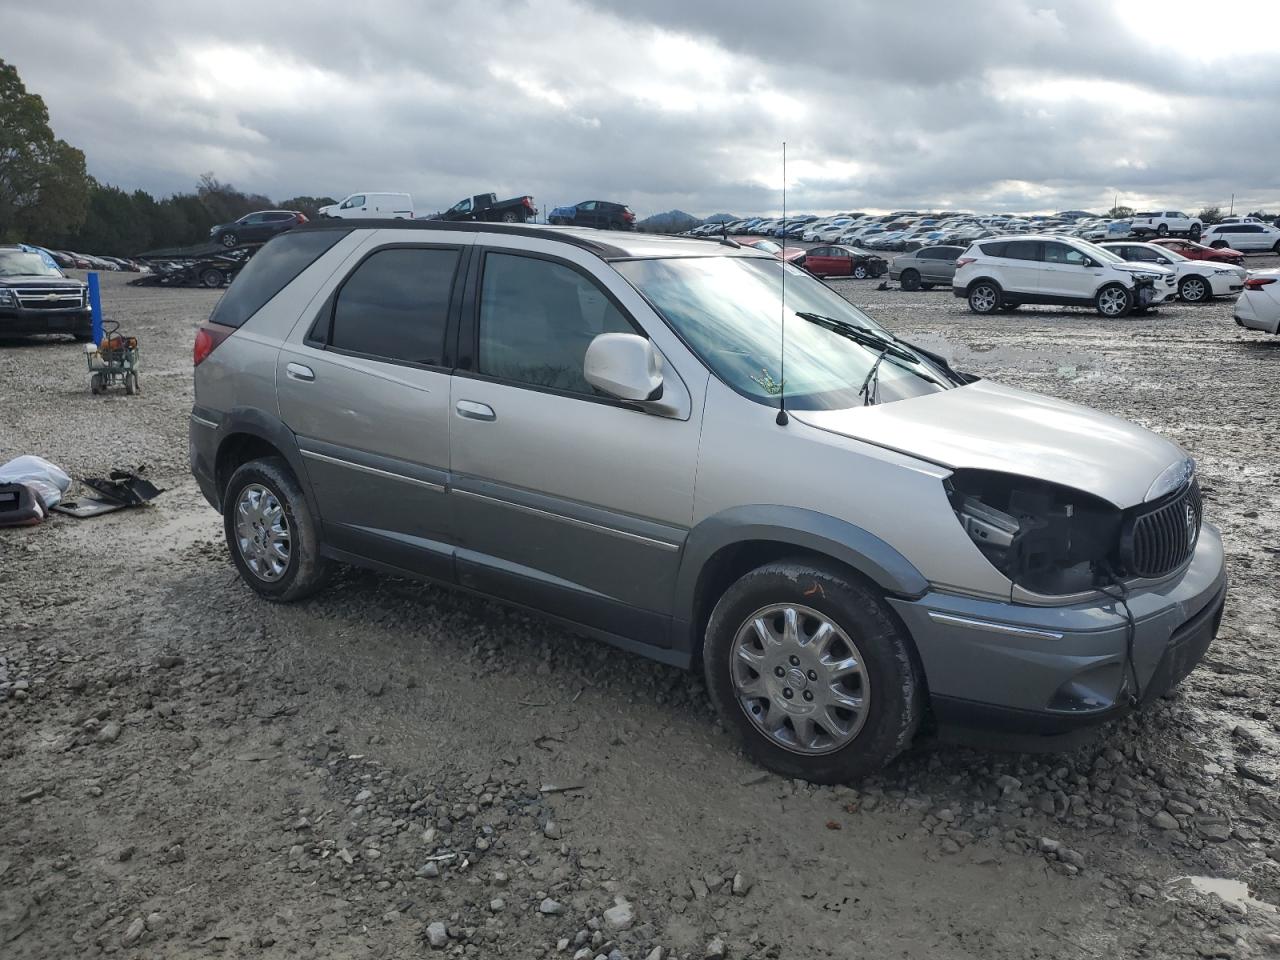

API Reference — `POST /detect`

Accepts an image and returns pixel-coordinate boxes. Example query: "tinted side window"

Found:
[210,229,349,329]
[1043,243,1087,265]
[478,253,635,395]
[329,247,458,365]
[1005,240,1043,261]
[980,240,1009,257]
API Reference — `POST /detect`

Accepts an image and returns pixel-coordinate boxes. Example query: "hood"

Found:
[1112,261,1174,278]
[793,379,1185,508]
[317,205,337,216]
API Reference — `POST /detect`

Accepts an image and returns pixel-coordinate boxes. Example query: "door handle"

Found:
[456,400,496,421]
[286,362,315,382]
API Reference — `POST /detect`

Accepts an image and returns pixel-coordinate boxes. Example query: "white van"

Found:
[318,193,414,220]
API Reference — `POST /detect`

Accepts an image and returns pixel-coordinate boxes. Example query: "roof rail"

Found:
[292,218,629,258]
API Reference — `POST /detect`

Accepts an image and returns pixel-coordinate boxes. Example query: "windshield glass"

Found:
[615,256,953,411]
[0,251,64,278]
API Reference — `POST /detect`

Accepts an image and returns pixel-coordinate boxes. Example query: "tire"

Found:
[703,559,922,784]
[967,280,1001,314]
[1095,283,1133,318]
[1274,242,1280,255]
[220,233,238,248]
[125,371,139,395]
[1156,223,1169,236]
[90,372,104,395]
[1210,240,1227,249]
[201,269,224,289]
[852,264,868,280]
[919,282,934,291]
[999,303,1021,311]
[1190,224,1201,240]
[500,212,517,223]
[900,269,920,291]
[1179,275,1210,304]
[223,457,331,602]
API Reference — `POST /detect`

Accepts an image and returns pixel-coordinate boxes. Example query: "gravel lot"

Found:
[2,262,1279,959]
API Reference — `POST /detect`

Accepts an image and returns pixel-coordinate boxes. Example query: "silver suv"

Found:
[190,222,1226,783]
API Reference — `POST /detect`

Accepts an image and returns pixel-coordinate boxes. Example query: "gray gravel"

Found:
[1,267,1278,958]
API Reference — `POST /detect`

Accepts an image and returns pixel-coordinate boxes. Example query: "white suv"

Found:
[1129,211,1202,239]
[1201,222,1280,253]
[953,235,1177,317]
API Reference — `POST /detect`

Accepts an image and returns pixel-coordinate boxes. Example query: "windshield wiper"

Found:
[794,311,951,388]
[858,346,889,406]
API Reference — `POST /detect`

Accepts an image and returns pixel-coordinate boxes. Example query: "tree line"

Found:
[0,59,333,256]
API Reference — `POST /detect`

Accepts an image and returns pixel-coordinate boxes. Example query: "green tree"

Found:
[0,59,89,242]
[278,195,337,219]
[1198,205,1222,225]
[1107,205,1134,219]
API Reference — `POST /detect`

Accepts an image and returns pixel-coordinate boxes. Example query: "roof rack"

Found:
[292,218,629,259]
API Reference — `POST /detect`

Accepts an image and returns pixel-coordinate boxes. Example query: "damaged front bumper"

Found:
[888,523,1226,741]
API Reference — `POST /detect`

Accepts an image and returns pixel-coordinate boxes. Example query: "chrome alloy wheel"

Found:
[970,285,997,311]
[1098,286,1129,316]
[1180,277,1207,302]
[730,603,870,755]
[234,483,290,582]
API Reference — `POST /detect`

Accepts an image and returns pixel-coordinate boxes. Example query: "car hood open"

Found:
[793,379,1186,508]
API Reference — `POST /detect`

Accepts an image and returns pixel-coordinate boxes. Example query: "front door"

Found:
[1039,241,1099,299]
[448,244,701,647]
[276,239,469,580]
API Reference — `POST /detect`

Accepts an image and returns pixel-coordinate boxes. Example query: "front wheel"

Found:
[201,269,224,288]
[704,560,922,783]
[223,457,331,602]
[1179,275,1210,303]
[500,212,517,223]
[852,264,868,280]
[1095,283,1133,318]
[967,281,1001,314]
[899,269,920,291]
[220,233,238,248]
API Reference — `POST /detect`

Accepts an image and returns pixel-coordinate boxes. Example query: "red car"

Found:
[1152,238,1245,266]
[800,244,887,279]
[742,238,808,263]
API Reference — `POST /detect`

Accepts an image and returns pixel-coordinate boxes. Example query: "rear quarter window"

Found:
[210,229,349,328]
[979,240,1008,257]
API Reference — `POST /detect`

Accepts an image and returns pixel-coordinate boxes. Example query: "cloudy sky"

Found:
[6,0,1280,218]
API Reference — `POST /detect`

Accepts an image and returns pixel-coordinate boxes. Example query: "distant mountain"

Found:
[636,209,701,233]
[703,212,738,223]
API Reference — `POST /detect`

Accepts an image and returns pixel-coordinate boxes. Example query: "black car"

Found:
[0,248,91,341]
[548,200,636,230]
[209,210,307,249]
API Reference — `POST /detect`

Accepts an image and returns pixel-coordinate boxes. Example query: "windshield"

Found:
[615,255,954,411]
[0,251,64,278]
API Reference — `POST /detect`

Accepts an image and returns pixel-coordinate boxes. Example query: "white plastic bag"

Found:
[0,455,72,509]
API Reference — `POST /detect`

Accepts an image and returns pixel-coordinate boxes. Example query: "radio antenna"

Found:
[776,140,789,427]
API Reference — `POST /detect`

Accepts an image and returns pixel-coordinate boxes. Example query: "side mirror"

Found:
[584,333,663,402]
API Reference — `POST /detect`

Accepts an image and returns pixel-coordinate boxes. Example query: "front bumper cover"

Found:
[888,523,1227,738]
[0,305,91,334]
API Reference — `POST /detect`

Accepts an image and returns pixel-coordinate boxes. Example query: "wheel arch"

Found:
[211,409,317,516]
[963,275,1001,296]
[672,506,930,666]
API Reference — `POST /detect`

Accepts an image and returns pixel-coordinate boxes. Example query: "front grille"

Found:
[14,286,85,310]
[1122,479,1202,578]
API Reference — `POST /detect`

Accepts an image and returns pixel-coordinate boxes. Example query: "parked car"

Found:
[1128,211,1202,239]
[318,193,414,220]
[548,200,636,230]
[1234,271,1280,334]
[1099,241,1245,303]
[0,248,91,341]
[1201,222,1280,253]
[803,219,854,242]
[1151,238,1245,266]
[56,251,90,269]
[890,245,966,290]
[798,245,887,279]
[190,221,1224,782]
[211,210,308,249]
[742,238,808,264]
[435,193,537,224]
[953,236,1177,317]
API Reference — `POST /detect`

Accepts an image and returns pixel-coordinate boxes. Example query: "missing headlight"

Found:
[947,470,1122,595]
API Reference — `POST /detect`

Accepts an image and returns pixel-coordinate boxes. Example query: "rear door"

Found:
[805,246,840,276]
[447,238,703,645]
[996,239,1043,294]
[922,246,962,282]
[276,232,471,580]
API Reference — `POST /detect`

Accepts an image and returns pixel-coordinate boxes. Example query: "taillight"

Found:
[523,197,535,210]
[956,257,976,267]
[194,323,232,366]
[295,213,308,223]
[1244,277,1276,290]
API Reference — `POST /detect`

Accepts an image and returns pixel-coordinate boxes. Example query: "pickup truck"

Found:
[1129,211,1202,239]
[436,193,537,224]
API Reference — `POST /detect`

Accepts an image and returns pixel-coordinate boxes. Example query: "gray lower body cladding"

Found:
[889,524,1226,736]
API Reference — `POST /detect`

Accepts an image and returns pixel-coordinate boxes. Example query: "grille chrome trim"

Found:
[1122,479,1201,579]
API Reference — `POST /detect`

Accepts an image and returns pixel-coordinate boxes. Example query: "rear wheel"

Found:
[900,269,921,291]
[1156,223,1169,236]
[220,232,238,248]
[1179,275,1210,303]
[703,559,922,783]
[223,457,330,602]
[500,212,517,223]
[201,269,224,288]
[124,371,139,395]
[90,372,104,395]
[967,281,1001,314]
[1190,224,1202,240]
[1095,283,1133,318]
